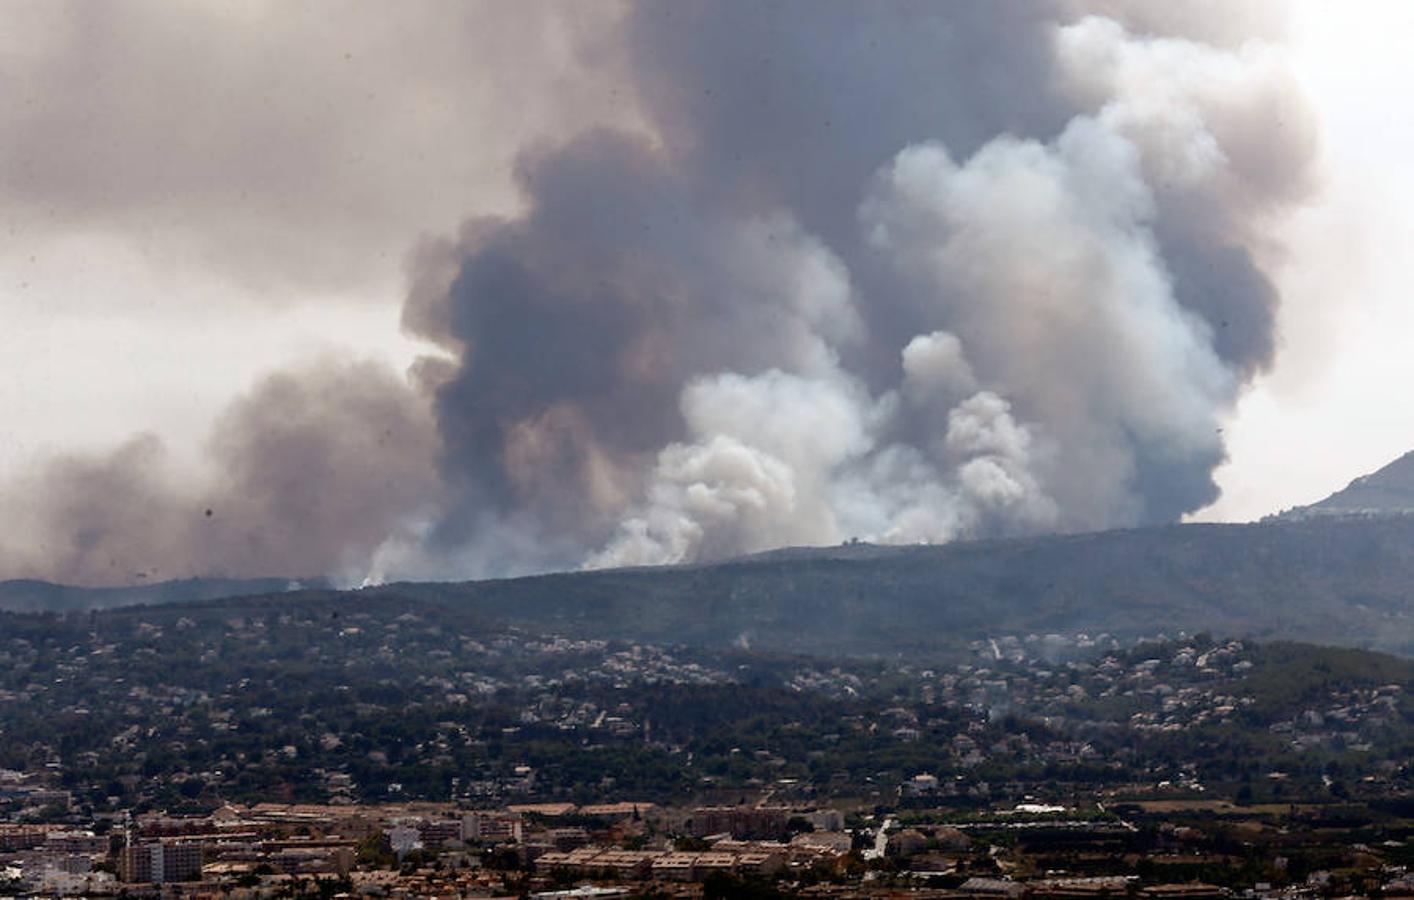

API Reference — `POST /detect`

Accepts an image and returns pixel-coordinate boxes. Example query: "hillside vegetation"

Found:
[5,516,1413,659]
[377,517,1414,658]
[0,576,328,613]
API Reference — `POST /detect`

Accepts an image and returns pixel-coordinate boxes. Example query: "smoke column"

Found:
[0,1,1317,584]
[398,1,1315,576]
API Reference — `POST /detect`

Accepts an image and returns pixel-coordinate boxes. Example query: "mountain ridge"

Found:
[8,449,1414,660]
[1281,450,1414,518]
[5,517,1413,658]
[0,575,331,613]
[362,516,1414,658]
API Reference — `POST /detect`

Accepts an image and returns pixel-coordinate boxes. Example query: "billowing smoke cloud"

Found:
[0,2,1318,584]
[0,360,438,585]
[398,1,1315,575]
[0,1,633,292]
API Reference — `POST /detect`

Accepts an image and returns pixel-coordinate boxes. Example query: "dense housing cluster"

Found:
[0,596,1408,896]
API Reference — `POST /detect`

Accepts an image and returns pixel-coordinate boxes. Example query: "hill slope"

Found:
[0,576,330,613]
[372,516,1414,658]
[1284,450,1414,518]
[5,518,1413,659]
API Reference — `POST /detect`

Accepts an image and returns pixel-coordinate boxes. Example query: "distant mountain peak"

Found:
[1281,450,1414,519]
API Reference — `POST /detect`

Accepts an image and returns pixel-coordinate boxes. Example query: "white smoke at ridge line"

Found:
[588,18,1269,567]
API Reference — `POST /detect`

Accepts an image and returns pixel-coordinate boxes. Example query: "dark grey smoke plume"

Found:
[0,1,1317,584]
[395,0,1316,576]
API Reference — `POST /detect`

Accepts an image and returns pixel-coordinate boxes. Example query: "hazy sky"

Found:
[1,1,1410,582]
[1194,1,1414,520]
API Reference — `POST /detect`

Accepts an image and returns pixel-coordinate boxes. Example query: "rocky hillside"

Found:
[1282,450,1414,518]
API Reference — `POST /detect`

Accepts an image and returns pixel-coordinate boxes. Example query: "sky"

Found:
[1,1,1411,584]
[1194,0,1414,520]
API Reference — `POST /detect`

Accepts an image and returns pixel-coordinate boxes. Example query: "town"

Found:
[2,779,1413,897]
[0,596,1409,896]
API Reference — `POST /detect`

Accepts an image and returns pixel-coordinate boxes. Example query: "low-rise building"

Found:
[462,810,524,844]
[120,840,203,884]
[689,805,788,839]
